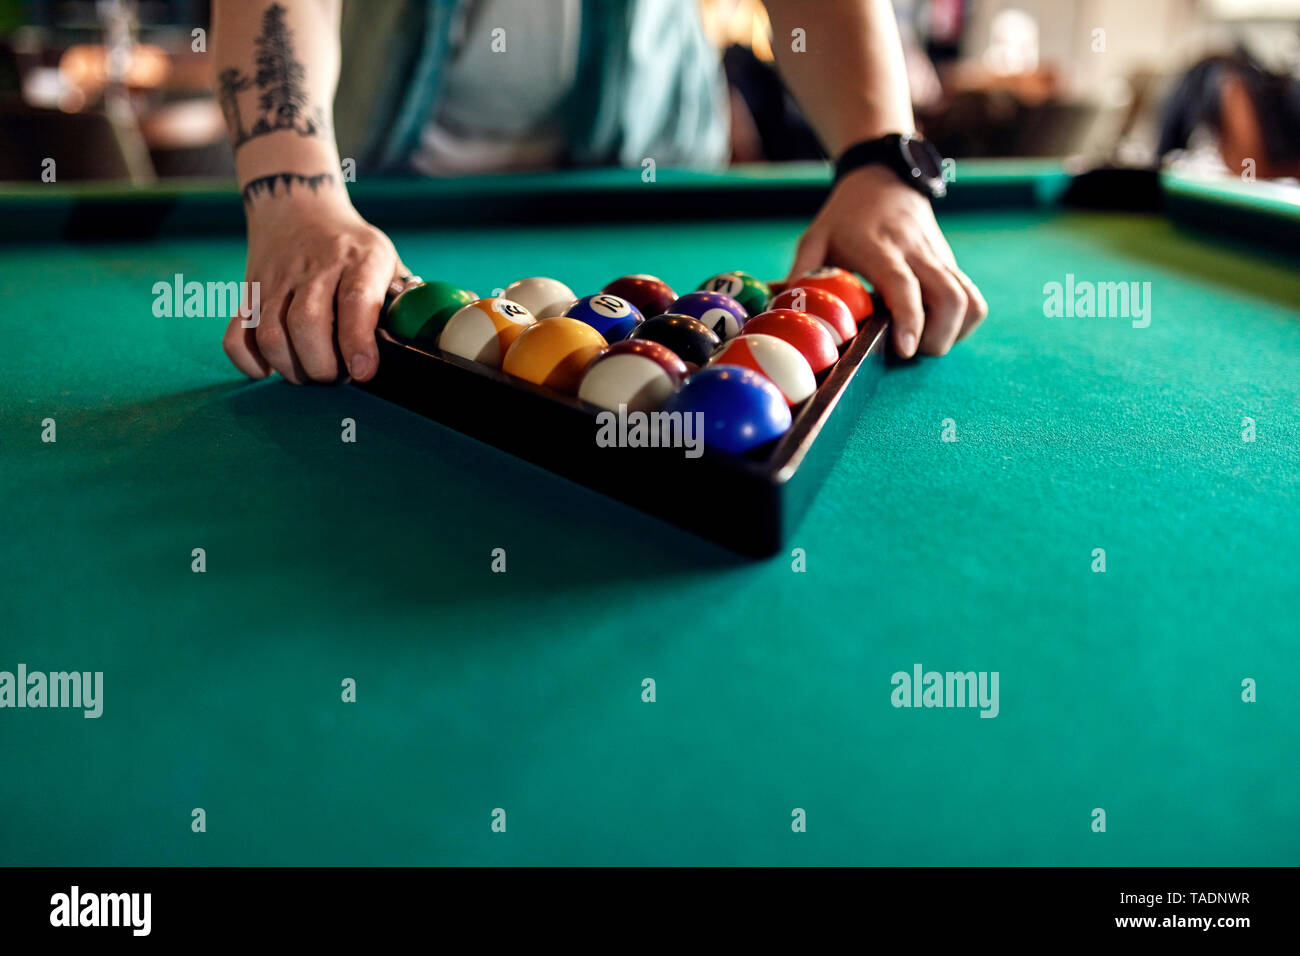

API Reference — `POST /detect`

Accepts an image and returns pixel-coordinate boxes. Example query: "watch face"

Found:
[899,135,946,198]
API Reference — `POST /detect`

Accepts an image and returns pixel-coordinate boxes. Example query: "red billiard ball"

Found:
[741,310,839,373]
[793,267,873,321]
[769,286,856,345]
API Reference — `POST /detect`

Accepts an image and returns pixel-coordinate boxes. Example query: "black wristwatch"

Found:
[833,133,947,199]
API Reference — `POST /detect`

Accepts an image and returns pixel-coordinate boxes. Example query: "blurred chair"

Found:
[0,102,138,181]
[920,91,1102,158]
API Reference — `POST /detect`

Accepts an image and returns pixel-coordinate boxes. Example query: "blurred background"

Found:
[0,0,1297,184]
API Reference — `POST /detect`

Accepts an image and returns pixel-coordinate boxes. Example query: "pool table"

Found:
[0,162,1296,866]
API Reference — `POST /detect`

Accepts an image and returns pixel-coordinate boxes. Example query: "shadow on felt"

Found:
[205,378,755,600]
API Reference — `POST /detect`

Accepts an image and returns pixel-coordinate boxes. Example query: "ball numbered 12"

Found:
[438,298,537,367]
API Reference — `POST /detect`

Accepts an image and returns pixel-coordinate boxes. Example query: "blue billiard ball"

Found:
[663,365,792,455]
[564,293,644,342]
[667,291,749,341]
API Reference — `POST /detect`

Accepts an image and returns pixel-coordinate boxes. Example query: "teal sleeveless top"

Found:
[333,0,729,173]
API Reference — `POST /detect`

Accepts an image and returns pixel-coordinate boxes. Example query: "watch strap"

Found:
[833,133,946,199]
[833,135,904,186]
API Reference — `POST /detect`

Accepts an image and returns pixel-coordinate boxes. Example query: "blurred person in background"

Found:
[213,0,987,386]
[1158,45,1300,180]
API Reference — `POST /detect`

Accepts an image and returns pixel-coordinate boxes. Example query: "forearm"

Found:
[212,0,345,207]
[762,0,914,157]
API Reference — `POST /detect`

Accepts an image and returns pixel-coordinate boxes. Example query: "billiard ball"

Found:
[384,281,476,341]
[503,276,577,319]
[710,333,816,406]
[663,365,792,455]
[601,274,678,318]
[667,291,748,341]
[741,310,839,373]
[438,298,537,367]
[794,267,873,321]
[578,339,689,412]
[502,317,608,394]
[564,293,644,342]
[769,286,856,345]
[629,313,721,369]
[697,271,771,317]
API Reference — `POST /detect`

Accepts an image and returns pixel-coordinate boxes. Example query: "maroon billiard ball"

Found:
[601,274,678,318]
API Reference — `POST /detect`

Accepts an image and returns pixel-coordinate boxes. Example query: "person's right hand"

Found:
[223,193,414,384]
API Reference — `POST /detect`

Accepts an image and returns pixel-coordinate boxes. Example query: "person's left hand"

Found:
[786,165,987,358]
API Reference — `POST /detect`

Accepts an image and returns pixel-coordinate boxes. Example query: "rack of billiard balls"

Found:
[379,267,878,458]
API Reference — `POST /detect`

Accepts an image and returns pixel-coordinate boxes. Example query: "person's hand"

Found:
[787,165,987,358]
[223,194,413,384]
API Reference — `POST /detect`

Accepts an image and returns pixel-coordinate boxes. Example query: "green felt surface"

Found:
[1,182,1298,865]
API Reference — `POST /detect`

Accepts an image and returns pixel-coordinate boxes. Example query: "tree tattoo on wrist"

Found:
[218,3,325,149]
